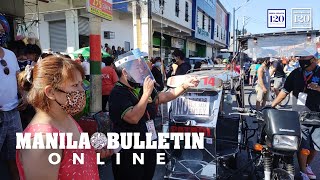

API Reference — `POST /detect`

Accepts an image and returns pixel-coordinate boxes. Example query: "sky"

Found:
[219,0,319,34]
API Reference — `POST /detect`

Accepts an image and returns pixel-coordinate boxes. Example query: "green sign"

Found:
[197,27,209,37]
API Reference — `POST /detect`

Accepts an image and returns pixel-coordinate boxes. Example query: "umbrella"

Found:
[73,47,110,59]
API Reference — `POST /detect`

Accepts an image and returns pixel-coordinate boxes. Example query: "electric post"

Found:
[133,0,153,56]
[89,13,102,114]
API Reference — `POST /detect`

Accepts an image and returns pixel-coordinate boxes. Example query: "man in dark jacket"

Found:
[171,49,191,76]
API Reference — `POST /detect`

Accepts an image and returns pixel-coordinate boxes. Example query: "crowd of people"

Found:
[1,14,196,179]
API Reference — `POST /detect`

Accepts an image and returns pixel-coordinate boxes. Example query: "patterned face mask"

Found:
[55,89,86,116]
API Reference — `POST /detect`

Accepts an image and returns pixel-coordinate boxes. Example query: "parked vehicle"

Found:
[187,57,214,70]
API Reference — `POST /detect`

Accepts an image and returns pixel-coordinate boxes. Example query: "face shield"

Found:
[115,49,155,86]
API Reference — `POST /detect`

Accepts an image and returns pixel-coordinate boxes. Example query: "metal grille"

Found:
[49,20,67,53]
[78,17,89,36]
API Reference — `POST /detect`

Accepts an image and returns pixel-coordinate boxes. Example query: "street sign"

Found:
[292,8,312,29]
[267,9,286,28]
[86,0,112,21]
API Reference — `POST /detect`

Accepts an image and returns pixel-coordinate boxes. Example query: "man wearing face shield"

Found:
[109,50,199,180]
[272,51,320,180]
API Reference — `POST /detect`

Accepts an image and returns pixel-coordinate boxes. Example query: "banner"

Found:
[173,96,210,116]
[87,0,112,21]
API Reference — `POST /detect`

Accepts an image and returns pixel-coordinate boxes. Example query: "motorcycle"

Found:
[232,107,301,180]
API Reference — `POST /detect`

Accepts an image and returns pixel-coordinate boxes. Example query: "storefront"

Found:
[153,32,187,65]
[0,0,25,42]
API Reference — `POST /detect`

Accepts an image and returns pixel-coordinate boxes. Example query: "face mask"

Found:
[265,61,271,67]
[155,62,161,67]
[55,89,86,116]
[0,33,7,46]
[299,60,312,70]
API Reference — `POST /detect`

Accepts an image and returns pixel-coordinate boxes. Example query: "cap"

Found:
[0,15,10,34]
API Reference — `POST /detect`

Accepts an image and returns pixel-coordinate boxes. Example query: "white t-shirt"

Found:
[0,48,20,111]
[82,61,90,75]
[81,61,106,76]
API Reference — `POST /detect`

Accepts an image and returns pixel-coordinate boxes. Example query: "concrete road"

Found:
[1,85,319,179]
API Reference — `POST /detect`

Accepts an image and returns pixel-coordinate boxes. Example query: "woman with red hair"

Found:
[16,56,112,180]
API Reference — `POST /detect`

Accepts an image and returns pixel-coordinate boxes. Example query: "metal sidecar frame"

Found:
[162,68,242,180]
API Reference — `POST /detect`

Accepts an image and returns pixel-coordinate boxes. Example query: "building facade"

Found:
[214,0,230,56]
[24,0,229,60]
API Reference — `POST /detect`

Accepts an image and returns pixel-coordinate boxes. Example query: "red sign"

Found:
[87,0,112,21]
[170,125,212,137]
[202,77,215,87]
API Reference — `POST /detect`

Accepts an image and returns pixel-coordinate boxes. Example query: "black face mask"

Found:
[265,61,271,67]
[299,60,312,70]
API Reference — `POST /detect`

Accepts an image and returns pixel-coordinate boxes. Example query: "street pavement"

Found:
[1,85,320,179]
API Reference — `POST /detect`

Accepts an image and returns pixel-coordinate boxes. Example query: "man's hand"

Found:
[263,87,268,94]
[308,83,320,92]
[182,76,200,89]
[143,76,154,97]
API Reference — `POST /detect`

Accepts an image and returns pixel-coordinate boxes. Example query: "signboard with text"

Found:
[86,0,112,21]
[292,8,312,29]
[267,9,286,28]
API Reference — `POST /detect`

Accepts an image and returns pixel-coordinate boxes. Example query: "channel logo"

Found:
[267,9,286,28]
[292,8,312,29]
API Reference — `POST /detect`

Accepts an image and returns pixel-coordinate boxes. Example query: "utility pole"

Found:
[133,0,153,56]
[132,0,141,49]
[232,7,236,58]
[242,16,245,36]
[236,19,238,53]
[89,13,102,114]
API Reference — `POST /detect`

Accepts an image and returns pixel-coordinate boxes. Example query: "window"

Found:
[216,25,219,38]
[202,14,205,29]
[197,10,202,28]
[175,0,179,17]
[185,2,189,22]
[208,19,211,33]
[159,0,165,7]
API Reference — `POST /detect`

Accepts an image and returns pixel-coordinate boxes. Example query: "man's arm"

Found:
[156,77,199,104]
[272,70,294,107]
[122,93,149,124]
[271,91,288,107]
[157,84,187,104]
[122,77,154,124]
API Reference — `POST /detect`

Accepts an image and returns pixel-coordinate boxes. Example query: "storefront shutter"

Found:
[78,17,90,36]
[49,20,67,53]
